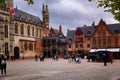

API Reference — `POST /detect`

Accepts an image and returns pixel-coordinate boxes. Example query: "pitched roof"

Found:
[14,8,42,25]
[108,23,120,34]
[66,29,75,44]
[80,26,95,37]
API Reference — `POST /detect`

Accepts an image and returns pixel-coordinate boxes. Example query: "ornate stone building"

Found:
[0,0,49,59]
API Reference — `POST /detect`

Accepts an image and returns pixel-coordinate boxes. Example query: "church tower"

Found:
[42,4,49,28]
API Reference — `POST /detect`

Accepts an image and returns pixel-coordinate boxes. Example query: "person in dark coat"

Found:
[0,55,7,75]
[102,54,107,66]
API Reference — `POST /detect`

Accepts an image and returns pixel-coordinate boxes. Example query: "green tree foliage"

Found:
[88,0,120,21]
[0,0,5,7]
[24,0,34,5]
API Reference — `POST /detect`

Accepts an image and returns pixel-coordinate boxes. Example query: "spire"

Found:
[92,21,95,28]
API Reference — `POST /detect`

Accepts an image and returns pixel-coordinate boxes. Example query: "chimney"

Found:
[59,25,62,36]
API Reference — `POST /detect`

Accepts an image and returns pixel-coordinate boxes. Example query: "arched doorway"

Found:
[14,47,19,59]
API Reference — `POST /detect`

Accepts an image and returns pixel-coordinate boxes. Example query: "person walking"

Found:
[0,55,7,76]
[102,53,107,66]
[109,54,113,64]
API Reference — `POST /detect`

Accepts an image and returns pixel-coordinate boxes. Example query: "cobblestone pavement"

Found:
[0,59,120,80]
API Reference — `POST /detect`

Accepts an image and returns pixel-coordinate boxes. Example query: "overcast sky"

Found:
[14,0,119,35]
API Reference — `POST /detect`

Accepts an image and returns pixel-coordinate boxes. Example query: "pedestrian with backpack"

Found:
[0,55,7,76]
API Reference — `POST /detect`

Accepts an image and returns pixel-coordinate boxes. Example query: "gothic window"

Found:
[15,23,18,34]
[36,28,38,37]
[21,24,24,35]
[39,29,41,37]
[5,42,9,54]
[32,27,34,37]
[29,42,33,50]
[27,25,30,36]
[4,25,8,38]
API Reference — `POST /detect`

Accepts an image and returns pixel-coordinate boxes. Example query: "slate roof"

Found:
[107,23,120,34]
[80,26,95,37]
[14,8,42,25]
[66,30,75,44]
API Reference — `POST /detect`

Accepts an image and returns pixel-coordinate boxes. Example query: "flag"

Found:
[9,6,14,16]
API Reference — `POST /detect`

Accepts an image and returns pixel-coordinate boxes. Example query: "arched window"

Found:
[36,28,38,37]
[4,25,8,38]
[21,24,24,35]
[27,25,30,36]
[15,23,18,34]
[32,27,34,36]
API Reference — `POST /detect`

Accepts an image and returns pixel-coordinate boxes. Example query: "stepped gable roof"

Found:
[75,27,83,35]
[67,30,75,44]
[107,23,120,34]
[80,26,95,37]
[14,8,41,25]
[53,29,59,36]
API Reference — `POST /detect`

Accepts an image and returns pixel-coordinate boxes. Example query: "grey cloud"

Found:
[14,0,119,35]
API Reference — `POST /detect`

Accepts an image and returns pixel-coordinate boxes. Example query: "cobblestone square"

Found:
[0,59,120,80]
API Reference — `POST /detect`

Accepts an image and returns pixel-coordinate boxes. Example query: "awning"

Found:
[106,48,120,52]
[89,49,96,52]
[96,49,107,52]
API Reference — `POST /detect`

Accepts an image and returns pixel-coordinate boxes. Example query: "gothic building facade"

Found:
[0,0,49,59]
[67,19,120,57]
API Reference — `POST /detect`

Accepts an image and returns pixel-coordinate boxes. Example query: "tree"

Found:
[0,0,34,7]
[24,0,34,5]
[88,0,120,21]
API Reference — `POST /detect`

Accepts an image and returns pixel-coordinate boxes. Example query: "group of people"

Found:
[68,53,82,63]
[35,55,45,62]
[102,53,113,66]
[0,54,7,76]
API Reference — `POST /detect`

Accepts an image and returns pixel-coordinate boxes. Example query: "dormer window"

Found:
[87,31,91,34]
[114,29,119,33]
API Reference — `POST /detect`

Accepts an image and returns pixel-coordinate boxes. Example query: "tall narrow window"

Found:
[36,28,38,37]
[29,42,33,50]
[27,25,30,36]
[15,23,18,34]
[21,24,24,35]
[24,42,27,50]
[4,25,8,38]
[5,42,9,54]
[32,27,34,37]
